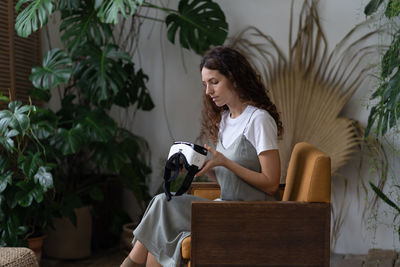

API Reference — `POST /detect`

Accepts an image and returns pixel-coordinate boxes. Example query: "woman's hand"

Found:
[195,144,227,177]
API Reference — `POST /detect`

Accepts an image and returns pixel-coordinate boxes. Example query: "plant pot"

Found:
[28,234,47,264]
[43,206,92,259]
[120,222,138,255]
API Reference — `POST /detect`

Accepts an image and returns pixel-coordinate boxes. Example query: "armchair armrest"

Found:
[190,201,330,266]
[188,182,221,200]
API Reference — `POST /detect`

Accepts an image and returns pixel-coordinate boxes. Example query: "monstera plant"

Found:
[13,0,228,247]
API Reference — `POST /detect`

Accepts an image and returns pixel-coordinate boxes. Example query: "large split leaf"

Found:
[114,63,154,110]
[90,140,130,172]
[51,126,86,155]
[95,0,144,24]
[60,4,113,54]
[15,0,55,37]
[74,43,131,104]
[165,0,228,55]
[78,109,116,142]
[30,48,72,90]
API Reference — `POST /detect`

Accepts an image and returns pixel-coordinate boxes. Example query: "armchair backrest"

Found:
[282,142,331,202]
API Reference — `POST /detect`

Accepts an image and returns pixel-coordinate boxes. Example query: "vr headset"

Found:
[163,142,208,201]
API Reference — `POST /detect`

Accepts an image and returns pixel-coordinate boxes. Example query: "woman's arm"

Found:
[195,144,280,195]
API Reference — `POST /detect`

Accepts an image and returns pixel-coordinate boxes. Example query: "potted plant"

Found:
[13,0,228,256]
[363,0,400,241]
[0,96,55,263]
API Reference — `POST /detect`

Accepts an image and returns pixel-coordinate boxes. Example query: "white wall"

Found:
[125,0,400,254]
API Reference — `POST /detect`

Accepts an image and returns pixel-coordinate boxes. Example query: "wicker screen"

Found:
[0,0,41,108]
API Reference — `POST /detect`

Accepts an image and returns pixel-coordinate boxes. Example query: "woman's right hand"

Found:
[195,144,227,177]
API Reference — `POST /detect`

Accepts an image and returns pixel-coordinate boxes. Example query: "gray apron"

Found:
[132,116,277,266]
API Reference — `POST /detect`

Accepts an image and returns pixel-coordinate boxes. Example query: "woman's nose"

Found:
[205,84,213,95]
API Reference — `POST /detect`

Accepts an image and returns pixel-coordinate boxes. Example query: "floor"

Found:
[40,248,399,267]
[41,247,128,267]
[331,249,400,267]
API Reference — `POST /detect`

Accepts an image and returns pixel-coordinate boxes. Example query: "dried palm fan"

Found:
[229,0,380,181]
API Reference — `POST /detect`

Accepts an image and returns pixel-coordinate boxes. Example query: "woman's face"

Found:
[201,67,237,107]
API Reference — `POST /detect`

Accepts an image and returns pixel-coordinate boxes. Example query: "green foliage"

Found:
[13,0,228,247]
[369,182,400,240]
[364,0,385,15]
[30,48,72,90]
[95,0,144,24]
[60,2,113,55]
[15,0,55,38]
[164,0,228,55]
[0,102,54,246]
[365,0,400,136]
[73,43,131,105]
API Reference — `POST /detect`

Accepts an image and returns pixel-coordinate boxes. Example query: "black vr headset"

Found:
[163,142,208,201]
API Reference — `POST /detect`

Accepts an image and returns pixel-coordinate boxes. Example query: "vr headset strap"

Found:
[163,152,199,201]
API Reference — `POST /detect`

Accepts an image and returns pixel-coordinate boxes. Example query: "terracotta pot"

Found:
[43,206,92,259]
[28,234,47,264]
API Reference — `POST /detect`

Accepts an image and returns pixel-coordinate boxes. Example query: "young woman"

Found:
[121,46,283,267]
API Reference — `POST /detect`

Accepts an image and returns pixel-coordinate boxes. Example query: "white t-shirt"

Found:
[219,105,278,155]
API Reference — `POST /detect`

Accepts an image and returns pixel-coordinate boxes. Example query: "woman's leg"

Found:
[146,252,162,267]
[121,241,148,267]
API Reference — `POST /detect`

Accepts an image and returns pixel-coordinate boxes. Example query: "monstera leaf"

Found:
[58,0,81,11]
[15,0,55,37]
[77,109,116,142]
[74,43,131,104]
[164,0,228,55]
[60,4,113,54]
[95,0,144,24]
[114,63,154,110]
[30,48,72,90]
[51,126,86,155]
[90,140,130,172]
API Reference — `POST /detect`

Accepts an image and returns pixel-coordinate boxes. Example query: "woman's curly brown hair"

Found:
[200,46,283,144]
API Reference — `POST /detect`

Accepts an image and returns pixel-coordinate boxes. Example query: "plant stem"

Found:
[142,2,175,14]
[136,14,164,22]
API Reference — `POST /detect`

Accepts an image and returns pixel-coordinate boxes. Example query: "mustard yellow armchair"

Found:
[182,142,331,266]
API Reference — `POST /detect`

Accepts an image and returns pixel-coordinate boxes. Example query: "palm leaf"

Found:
[230,1,379,179]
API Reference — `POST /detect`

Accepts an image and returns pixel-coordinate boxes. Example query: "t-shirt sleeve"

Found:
[245,110,279,155]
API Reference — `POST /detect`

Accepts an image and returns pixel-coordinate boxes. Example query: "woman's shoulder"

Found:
[248,105,275,125]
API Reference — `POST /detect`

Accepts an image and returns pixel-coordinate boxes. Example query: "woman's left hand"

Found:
[195,144,227,177]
